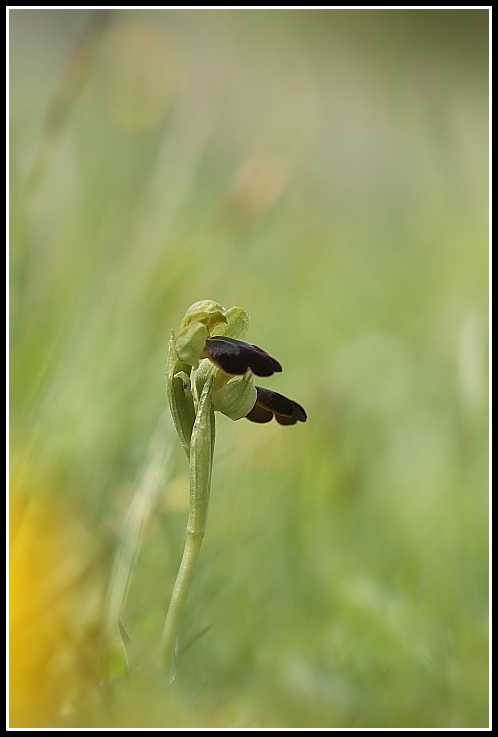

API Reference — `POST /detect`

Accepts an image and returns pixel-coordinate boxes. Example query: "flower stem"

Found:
[161,529,205,681]
[162,376,215,681]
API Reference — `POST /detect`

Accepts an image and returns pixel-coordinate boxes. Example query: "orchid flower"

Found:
[162,301,306,679]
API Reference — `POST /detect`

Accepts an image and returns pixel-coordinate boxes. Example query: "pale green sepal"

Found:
[211,372,257,420]
[166,330,195,458]
[212,306,249,340]
[175,320,208,369]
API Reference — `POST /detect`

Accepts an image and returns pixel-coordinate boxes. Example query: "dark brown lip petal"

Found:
[275,402,307,425]
[203,337,282,377]
[255,386,295,417]
[246,387,307,425]
[246,403,274,423]
[291,400,307,422]
[275,413,299,425]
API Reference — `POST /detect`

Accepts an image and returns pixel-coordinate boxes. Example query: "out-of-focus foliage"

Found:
[9,8,488,728]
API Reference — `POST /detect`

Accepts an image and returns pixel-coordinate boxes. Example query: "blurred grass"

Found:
[9,8,488,728]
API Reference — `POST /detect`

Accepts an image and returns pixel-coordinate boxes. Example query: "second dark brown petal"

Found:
[246,403,274,423]
[255,386,296,417]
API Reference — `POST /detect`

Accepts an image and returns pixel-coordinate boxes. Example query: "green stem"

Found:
[162,376,215,681]
[161,530,205,681]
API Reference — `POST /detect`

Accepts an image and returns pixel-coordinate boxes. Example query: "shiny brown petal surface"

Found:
[203,337,282,377]
[245,386,307,425]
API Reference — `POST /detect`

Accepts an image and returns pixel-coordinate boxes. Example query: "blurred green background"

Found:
[9,8,488,728]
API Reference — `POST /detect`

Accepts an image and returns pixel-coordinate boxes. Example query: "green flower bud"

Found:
[175,300,227,369]
[179,300,227,332]
[190,305,256,420]
[175,302,250,370]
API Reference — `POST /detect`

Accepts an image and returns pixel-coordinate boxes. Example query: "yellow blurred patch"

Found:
[9,483,105,727]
